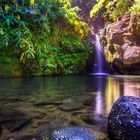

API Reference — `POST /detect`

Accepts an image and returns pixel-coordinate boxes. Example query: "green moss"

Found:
[0,56,23,77]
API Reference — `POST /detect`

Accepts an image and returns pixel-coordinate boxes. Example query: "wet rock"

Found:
[52,127,108,140]
[0,107,30,132]
[32,120,40,128]
[58,102,85,112]
[1,97,25,103]
[71,110,87,117]
[69,118,86,126]
[83,98,93,106]
[81,114,107,133]
[15,107,46,120]
[5,135,36,140]
[100,13,140,74]
[37,126,108,140]
[33,100,62,106]
[3,119,29,132]
[31,112,45,120]
[37,118,70,130]
[108,96,140,140]
[25,110,45,120]
[62,98,74,104]
[82,114,107,125]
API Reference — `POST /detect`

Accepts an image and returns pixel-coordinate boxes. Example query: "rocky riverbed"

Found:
[0,95,108,140]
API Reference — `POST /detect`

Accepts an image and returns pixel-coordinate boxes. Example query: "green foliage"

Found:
[0,54,22,77]
[90,0,105,18]
[33,33,91,75]
[106,0,133,20]
[0,0,91,75]
[129,1,140,14]
[0,1,34,59]
[90,0,138,21]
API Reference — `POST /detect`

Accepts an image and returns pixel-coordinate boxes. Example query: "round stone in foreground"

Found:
[108,96,140,140]
[52,127,98,140]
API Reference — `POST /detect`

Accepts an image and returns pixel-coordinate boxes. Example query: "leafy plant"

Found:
[90,0,135,21]
[0,0,92,75]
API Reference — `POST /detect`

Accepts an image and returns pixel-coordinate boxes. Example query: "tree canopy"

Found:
[90,0,140,20]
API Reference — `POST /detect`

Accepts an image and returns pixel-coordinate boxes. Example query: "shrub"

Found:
[0,0,92,75]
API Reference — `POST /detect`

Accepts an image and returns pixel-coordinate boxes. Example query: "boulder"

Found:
[53,127,97,140]
[58,101,85,112]
[107,96,140,140]
[39,127,108,140]
[100,13,140,74]
[0,107,30,132]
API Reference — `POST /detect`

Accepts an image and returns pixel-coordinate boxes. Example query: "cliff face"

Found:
[100,13,140,74]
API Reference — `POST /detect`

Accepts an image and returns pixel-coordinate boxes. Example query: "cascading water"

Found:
[94,34,104,73]
[90,27,106,75]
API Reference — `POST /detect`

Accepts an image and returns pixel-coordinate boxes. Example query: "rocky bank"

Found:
[100,13,140,74]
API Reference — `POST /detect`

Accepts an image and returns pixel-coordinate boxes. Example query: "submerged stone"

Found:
[58,102,85,112]
[37,126,108,140]
[33,98,63,107]
[52,127,98,140]
[34,101,62,106]
[0,107,30,132]
[81,114,107,129]
[108,96,140,140]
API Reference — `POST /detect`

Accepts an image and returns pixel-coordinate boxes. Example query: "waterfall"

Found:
[94,34,104,73]
[90,27,106,75]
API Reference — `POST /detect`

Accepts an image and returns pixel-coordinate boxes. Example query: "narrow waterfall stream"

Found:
[90,27,106,75]
[94,34,104,73]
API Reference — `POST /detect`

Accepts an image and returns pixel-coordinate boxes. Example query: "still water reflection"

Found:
[0,75,139,138]
[92,75,140,115]
[105,76,140,113]
[0,75,140,116]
